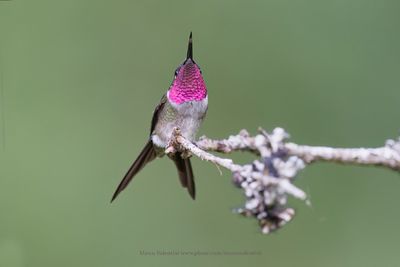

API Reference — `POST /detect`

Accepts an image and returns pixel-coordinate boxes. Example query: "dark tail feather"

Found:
[184,158,195,199]
[173,154,196,200]
[111,140,156,202]
[174,156,188,188]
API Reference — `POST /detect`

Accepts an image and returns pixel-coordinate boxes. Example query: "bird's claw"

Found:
[165,146,176,155]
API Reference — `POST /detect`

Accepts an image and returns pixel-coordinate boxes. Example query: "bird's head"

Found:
[168,32,207,104]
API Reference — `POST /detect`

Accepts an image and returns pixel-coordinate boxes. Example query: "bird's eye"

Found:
[174,67,180,77]
[174,64,184,77]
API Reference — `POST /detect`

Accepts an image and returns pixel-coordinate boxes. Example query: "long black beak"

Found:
[186,32,193,60]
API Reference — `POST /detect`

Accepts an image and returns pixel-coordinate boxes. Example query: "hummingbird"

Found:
[111,32,208,202]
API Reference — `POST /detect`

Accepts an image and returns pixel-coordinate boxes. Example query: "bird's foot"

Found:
[181,150,192,159]
[165,145,176,155]
[166,127,194,158]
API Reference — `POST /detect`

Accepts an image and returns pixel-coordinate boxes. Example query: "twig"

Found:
[166,127,400,234]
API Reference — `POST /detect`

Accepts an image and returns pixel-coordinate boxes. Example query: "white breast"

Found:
[152,95,208,148]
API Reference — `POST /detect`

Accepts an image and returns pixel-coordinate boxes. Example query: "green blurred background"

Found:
[0,0,400,266]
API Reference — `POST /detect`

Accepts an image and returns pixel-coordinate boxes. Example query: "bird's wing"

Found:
[150,94,167,134]
[110,95,167,202]
[111,140,156,202]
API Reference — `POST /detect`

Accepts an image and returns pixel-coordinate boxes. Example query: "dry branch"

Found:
[166,127,400,234]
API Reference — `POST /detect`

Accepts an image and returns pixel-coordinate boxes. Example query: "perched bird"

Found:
[111,32,208,202]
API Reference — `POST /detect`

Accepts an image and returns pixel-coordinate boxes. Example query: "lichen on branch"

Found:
[166,127,400,234]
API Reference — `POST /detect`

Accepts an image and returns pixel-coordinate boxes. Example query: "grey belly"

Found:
[151,99,207,148]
